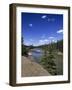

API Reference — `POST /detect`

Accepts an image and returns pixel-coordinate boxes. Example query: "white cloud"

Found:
[29,24,32,27]
[39,40,44,43]
[39,39,49,43]
[39,39,49,45]
[30,39,34,41]
[41,15,47,19]
[44,39,49,42]
[25,42,30,46]
[57,29,63,34]
[38,38,58,45]
[52,40,57,43]
[49,37,54,39]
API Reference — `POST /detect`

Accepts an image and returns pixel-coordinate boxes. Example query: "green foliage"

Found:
[57,40,63,52]
[40,45,57,75]
[21,37,23,44]
[21,37,28,56]
[28,45,34,49]
[22,44,28,56]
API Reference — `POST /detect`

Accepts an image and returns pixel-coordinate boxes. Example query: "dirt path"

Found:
[21,56,51,77]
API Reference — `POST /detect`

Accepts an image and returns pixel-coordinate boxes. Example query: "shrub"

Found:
[40,45,57,75]
[22,44,28,57]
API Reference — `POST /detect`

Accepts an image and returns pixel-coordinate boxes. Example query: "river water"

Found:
[29,49,43,63]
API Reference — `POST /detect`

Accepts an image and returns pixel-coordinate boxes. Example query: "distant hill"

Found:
[23,39,63,52]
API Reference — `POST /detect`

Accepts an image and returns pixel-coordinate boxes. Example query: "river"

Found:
[29,48,43,63]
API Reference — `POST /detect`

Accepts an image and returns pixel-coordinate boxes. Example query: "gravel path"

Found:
[21,56,51,77]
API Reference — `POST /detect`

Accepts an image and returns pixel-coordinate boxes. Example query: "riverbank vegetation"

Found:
[39,40,63,75]
[22,37,63,75]
[40,44,57,75]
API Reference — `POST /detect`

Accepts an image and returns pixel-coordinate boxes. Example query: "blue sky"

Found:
[22,12,63,46]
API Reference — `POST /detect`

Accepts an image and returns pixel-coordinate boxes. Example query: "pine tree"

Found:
[21,37,28,56]
[40,43,57,75]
